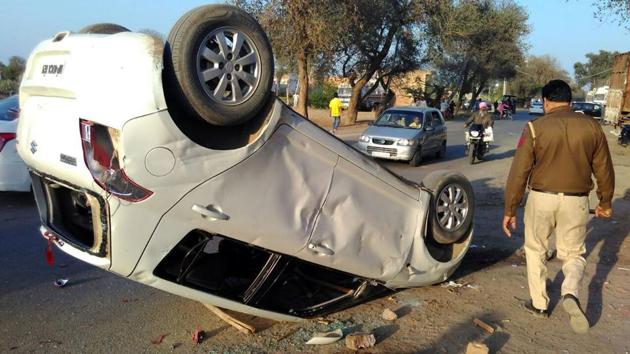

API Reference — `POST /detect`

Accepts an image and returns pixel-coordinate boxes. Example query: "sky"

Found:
[1,0,629,79]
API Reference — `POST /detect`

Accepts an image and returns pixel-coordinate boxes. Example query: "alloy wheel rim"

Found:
[196,27,261,105]
[436,184,469,231]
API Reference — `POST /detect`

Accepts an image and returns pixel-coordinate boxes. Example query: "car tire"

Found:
[164,4,274,126]
[79,23,130,34]
[409,147,422,167]
[422,171,474,244]
[436,141,446,158]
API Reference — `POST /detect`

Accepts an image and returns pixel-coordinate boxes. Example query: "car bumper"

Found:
[356,142,415,161]
[529,108,543,114]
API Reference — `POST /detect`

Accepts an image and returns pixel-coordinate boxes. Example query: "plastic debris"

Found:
[151,333,169,345]
[442,280,464,288]
[469,244,479,249]
[305,329,343,345]
[53,278,69,288]
[382,308,398,321]
[192,329,205,344]
[345,332,376,350]
[618,267,630,271]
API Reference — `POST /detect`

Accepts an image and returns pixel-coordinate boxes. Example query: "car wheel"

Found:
[79,23,130,34]
[422,172,474,244]
[164,4,274,126]
[436,141,446,158]
[409,147,422,167]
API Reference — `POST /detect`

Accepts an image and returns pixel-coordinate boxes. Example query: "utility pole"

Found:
[502,78,507,95]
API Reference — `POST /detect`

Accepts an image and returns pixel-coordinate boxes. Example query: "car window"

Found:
[375,111,423,129]
[0,95,19,121]
[431,111,443,127]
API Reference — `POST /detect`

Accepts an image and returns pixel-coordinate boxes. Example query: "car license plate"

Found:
[371,151,391,158]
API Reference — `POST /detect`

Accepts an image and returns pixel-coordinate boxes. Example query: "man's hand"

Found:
[502,215,517,237]
[595,206,613,218]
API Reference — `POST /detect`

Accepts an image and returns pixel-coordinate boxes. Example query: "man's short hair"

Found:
[333,92,338,98]
[542,80,572,102]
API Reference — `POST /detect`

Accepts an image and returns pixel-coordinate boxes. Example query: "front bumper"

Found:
[356,141,415,161]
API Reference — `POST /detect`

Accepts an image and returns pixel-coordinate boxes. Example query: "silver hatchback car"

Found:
[358,107,447,166]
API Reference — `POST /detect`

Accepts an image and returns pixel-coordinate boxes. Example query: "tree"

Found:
[239,0,345,118]
[592,0,630,29]
[336,0,427,124]
[426,0,529,111]
[0,56,26,82]
[509,55,570,101]
[574,50,620,89]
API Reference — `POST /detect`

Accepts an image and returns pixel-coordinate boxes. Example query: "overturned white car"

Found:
[18,5,474,321]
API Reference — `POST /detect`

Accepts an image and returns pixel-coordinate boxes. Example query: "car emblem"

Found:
[30,141,38,154]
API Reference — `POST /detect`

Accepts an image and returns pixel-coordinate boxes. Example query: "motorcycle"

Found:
[466,123,490,164]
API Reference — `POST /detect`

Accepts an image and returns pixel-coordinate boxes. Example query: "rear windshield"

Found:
[375,110,424,129]
[0,96,19,121]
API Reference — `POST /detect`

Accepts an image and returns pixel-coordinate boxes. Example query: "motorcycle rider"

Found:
[465,101,494,152]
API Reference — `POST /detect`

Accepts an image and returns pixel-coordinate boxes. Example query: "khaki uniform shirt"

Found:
[504,106,615,216]
[465,111,493,129]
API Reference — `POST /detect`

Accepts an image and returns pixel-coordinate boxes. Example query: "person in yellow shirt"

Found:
[409,116,422,129]
[329,93,343,135]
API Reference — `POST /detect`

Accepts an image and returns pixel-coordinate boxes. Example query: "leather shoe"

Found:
[522,300,548,318]
[562,294,589,333]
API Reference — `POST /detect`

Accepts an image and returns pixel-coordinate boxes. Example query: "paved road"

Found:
[0,111,531,352]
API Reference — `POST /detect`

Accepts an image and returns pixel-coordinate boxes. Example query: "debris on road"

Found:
[53,278,68,288]
[618,267,630,271]
[382,308,398,321]
[151,333,169,345]
[345,332,376,350]
[441,280,479,290]
[192,328,206,344]
[305,328,343,345]
[202,303,255,335]
[473,318,495,334]
[466,341,489,354]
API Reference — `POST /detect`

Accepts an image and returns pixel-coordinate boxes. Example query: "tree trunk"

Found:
[297,50,309,118]
[345,76,370,125]
[469,80,486,110]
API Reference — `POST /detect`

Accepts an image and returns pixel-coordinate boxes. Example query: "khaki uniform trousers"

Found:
[524,190,589,310]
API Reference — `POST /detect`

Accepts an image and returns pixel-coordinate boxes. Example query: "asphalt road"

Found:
[0,111,531,352]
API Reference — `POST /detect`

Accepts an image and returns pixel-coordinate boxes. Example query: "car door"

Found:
[151,124,338,258]
[296,157,420,281]
[433,111,447,146]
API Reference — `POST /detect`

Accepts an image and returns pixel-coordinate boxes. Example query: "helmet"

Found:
[479,102,488,110]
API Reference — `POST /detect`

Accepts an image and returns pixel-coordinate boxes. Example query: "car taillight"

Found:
[0,132,16,153]
[79,119,152,201]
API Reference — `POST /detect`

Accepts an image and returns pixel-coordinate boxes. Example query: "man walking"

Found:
[329,92,343,135]
[503,80,615,334]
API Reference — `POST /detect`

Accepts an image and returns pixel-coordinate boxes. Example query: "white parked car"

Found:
[18,5,474,320]
[0,95,30,192]
[528,101,544,115]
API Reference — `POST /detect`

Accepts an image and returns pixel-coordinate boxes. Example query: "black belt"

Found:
[531,188,589,197]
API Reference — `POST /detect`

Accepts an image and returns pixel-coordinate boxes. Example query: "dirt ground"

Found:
[197,114,630,354]
[2,110,628,353]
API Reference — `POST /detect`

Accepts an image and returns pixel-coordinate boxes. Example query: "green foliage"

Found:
[427,0,529,108]
[592,0,630,30]
[308,82,337,109]
[0,56,26,82]
[0,80,19,96]
[509,55,570,100]
[574,50,620,88]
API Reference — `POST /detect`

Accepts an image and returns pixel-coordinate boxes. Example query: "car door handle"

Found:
[192,204,229,221]
[308,242,334,256]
